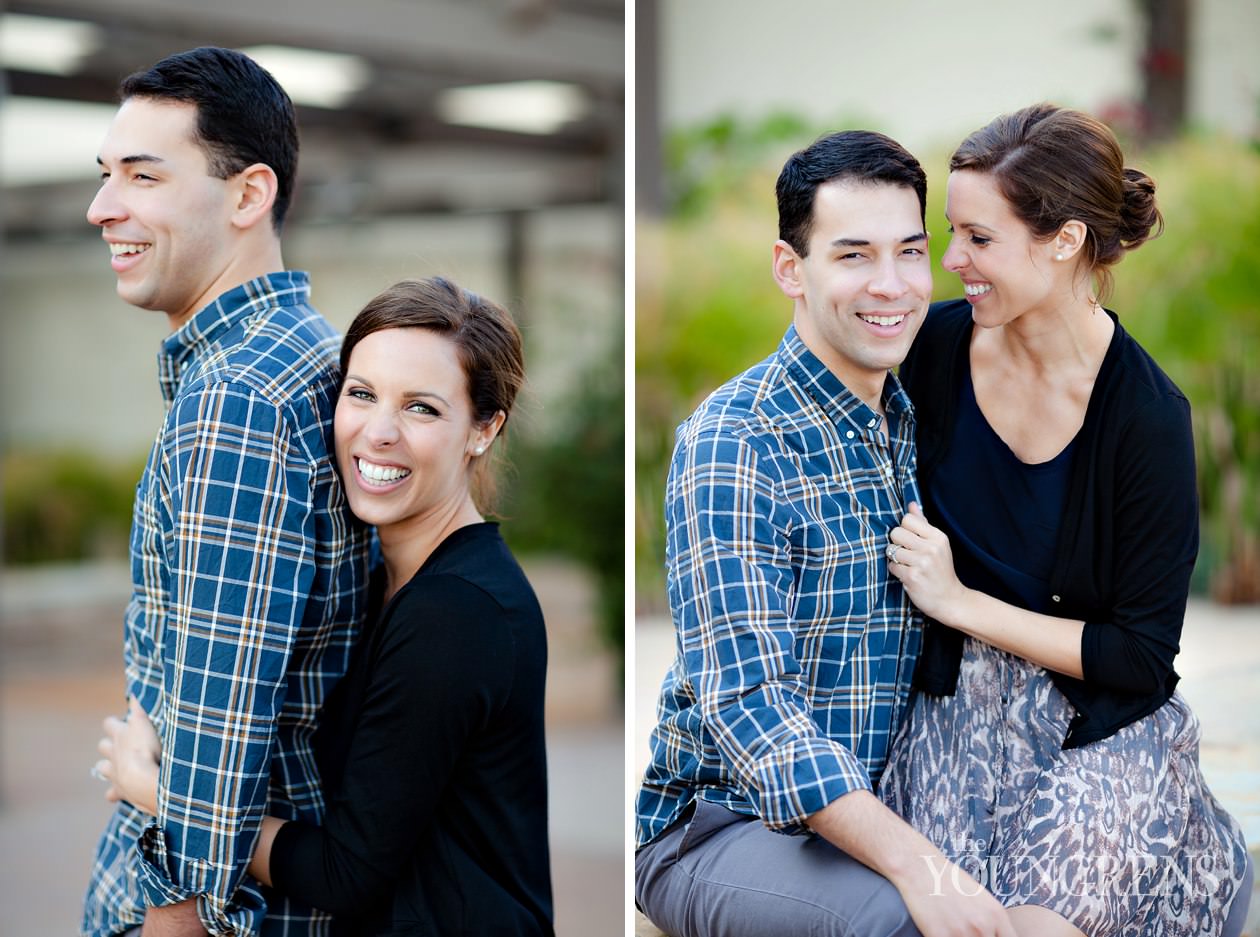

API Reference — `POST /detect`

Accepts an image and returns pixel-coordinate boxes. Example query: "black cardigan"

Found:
[268,523,553,936]
[899,299,1198,749]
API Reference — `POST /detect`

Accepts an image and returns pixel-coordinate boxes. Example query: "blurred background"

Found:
[633,0,1259,932]
[0,1,624,934]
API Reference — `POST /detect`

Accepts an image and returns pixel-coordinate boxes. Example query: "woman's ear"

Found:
[1052,219,1088,262]
[469,410,507,457]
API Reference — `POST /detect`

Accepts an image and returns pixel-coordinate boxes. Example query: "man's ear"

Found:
[772,239,805,300]
[229,163,279,231]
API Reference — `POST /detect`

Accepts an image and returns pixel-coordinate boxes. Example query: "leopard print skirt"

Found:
[879,637,1249,935]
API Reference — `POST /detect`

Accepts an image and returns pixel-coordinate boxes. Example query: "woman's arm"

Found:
[96,700,285,886]
[264,576,525,913]
[888,503,1086,679]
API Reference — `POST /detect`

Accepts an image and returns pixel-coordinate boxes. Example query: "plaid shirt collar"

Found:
[778,322,914,436]
[158,270,312,403]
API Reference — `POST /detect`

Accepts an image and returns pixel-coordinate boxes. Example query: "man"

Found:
[635,132,1016,937]
[83,47,370,936]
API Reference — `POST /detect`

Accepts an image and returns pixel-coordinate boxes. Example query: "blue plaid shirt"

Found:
[636,324,923,846]
[83,272,371,936]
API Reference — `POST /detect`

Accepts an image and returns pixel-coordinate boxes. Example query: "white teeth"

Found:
[858,313,906,327]
[357,458,410,485]
[965,283,992,296]
[109,243,150,256]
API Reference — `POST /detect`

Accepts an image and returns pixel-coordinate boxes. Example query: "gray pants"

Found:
[635,800,922,937]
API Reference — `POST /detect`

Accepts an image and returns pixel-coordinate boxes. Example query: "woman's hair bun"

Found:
[1118,167,1163,250]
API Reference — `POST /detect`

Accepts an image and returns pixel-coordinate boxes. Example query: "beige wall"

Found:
[1,205,620,460]
[660,0,1257,151]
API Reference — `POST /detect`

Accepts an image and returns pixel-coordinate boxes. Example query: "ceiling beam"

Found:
[7,0,624,86]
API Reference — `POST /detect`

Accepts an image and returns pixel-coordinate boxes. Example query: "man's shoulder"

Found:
[189,302,340,408]
[679,348,803,447]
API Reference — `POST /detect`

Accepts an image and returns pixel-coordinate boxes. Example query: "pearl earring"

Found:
[1055,252,1064,261]
[475,446,485,455]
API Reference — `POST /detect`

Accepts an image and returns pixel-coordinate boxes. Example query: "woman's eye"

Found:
[346,387,373,401]
[406,401,437,416]
[970,236,990,246]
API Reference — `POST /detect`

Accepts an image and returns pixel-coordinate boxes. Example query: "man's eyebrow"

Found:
[829,233,927,247]
[96,154,165,167]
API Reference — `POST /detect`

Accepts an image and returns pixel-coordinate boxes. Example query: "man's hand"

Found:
[807,791,1015,937]
[893,850,1016,937]
[140,900,209,937]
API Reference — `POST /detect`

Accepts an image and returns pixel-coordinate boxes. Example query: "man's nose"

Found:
[86,179,123,228]
[868,258,909,299]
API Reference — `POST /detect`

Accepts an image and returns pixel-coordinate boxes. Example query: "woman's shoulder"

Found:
[921,298,974,339]
[900,298,972,395]
[1105,315,1190,407]
[391,525,544,641]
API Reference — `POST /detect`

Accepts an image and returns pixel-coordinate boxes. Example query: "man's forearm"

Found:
[807,789,1016,937]
[141,899,208,937]
[807,788,938,888]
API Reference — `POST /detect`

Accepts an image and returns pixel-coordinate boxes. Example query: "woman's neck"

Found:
[377,496,485,602]
[994,292,1113,379]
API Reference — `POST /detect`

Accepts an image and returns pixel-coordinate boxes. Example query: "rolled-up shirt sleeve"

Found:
[134,380,318,934]
[1080,394,1197,695]
[668,429,870,832]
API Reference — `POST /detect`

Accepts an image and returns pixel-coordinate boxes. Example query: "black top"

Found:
[899,299,1198,749]
[931,371,1075,616]
[269,523,554,936]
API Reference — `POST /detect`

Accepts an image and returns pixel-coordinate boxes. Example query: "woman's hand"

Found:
[95,697,161,815]
[887,502,971,624]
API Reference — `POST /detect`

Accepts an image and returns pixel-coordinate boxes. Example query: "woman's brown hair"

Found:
[950,103,1162,302]
[340,277,524,513]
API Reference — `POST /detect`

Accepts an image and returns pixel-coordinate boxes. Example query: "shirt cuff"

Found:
[136,821,265,936]
[750,736,872,833]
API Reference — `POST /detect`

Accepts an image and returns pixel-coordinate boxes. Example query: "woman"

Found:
[98,277,553,936]
[877,103,1251,936]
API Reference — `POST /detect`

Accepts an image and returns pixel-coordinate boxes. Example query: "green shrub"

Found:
[2,450,142,565]
[502,340,626,663]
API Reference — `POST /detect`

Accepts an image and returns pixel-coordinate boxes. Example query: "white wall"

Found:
[660,0,1256,151]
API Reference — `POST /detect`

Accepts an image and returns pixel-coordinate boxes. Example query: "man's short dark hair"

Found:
[776,130,927,256]
[120,47,298,231]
